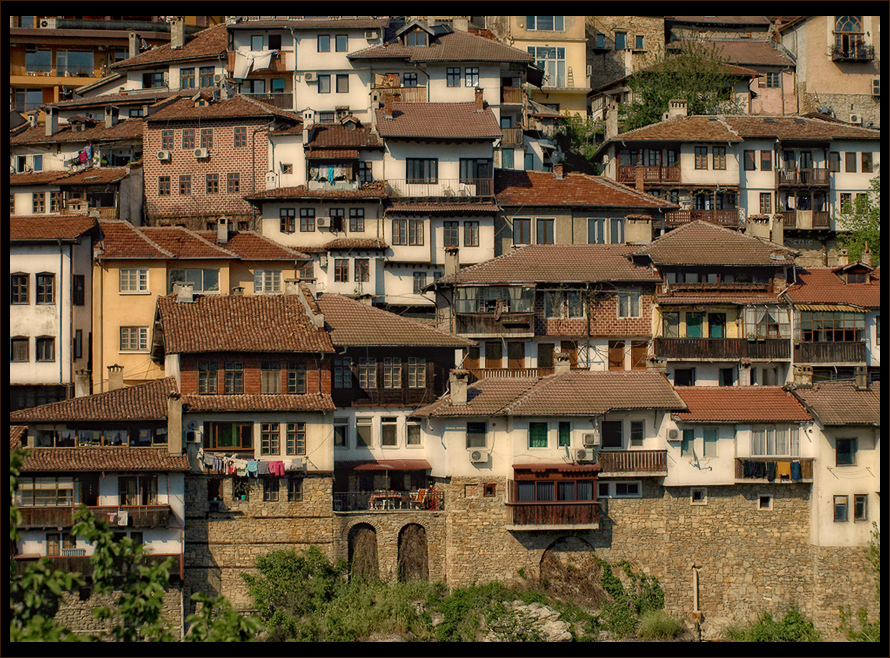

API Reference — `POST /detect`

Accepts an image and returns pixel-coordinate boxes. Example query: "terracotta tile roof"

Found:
[194,231,309,261]
[19,447,191,473]
[414,370,685,417]
[230,18,389,30]
[305,123,383,149]
[350,25,533,63]
[343,459,432,472]
[495,170,678,209]
[10,425,26,450]
[668,16,772,25]
[723,115,881,141]
[324,238,388,251]
[10,117,144,145]
[156,294,335,354]
[673,386,811,423]
[656,292,779,306]
[434,244,661,286]
[611,116,742,143]
[9,171,71,186]
[57,167,131,186]
[48,89,189,110]
[96,220,173,259]
[181,393,336,413]
[307,149,359,160]
[110,23,228,70]
[375,103,501,139]
[791,381,880,426]
[633,220,795,266]
[785,267,880,309]
[244,182,388,201]
[387,201,500,214]
[145,94,301,124]
[10,216,97,242]
[140,226,238,259]
[9,379,178,423]
[317,294,473,347]
[680,39,795,67]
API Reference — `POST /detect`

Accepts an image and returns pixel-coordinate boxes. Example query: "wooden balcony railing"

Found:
[777,168,830,186]
[501,86,524,104]
[454,312,535,336]
[375,86,428,103]
[597,450,667,475]
[618,165,681,184]
[500,127,523,146]
[779,210,831,229]
[654,337,790,360]
[18,504,173,529]
[795,341,865,364]
[13,553,184,579]
[467,367,554,381]
[506,500,600,528]
[387,178,494,198]
[665,209,741,227]
[734,457,814,482]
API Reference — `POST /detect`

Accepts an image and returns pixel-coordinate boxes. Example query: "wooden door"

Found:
[507,341,525,369]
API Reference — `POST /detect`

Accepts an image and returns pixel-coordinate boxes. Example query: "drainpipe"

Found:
[97,256,104,392]
[59,239,65,389]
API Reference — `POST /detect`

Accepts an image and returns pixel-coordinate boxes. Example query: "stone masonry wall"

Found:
[53,586,183,638]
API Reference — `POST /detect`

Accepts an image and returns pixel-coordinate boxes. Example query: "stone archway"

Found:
[348,523,379,580]
[397,523,428,582]
[539,536,607,605]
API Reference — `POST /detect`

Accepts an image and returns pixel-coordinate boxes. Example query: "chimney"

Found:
[231,286,245,296]
[166,394,183,456]
[107,364,125,391]
[285,278,300,295]
[129,32,140,59]
[635,166,645,193]
[854,366,868,390]
[605,97,619,141]
[104,105,119,129]
[383,92,394,119]
[475,87,484,112]
[170,18,185,50]
[449,369,469,406]
[860,240,872,267]
[27,113,38,129]
[444,246,460,277]
[216,216,229,244]
[793,364,813,387]
[554,353,571,375]
[45,106,58,137]
[75,369,92,398]
[453,17,469,32]
[745,214,771,241]
[552,162,564,179]
[770,213,784,246]
[174,282,195,303]
[665,98,688,120]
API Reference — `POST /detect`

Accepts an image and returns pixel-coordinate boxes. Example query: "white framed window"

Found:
[254,269,282,294]
[597,480,642,498]
[407,421,422,446]
[119,268,149,293]
[120,326,149,352]
[617,291,641,318]
[381,417,398,447]
[751,425,799,457]
[169,268,220,294]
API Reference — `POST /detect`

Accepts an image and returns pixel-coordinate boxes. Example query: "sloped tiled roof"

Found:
[414,370,685,417]
[10,425,26,450]
[110,23,228,70]
[305,123,383,150]
[9,171,71,186]
[680,39,795,67]
[375,102,501,139]
[181,393,336,413]
[58,166,132,186]
[350,25,533,63]
[785,267,880,308]
[317,294,473,347]
[9,378,178,423]
[156,294,335,354]
[495,170,677,209]
[433,244,661,286]
[229,17,388,31]
[19,447,190,473]
[146,94,301,124]
[610,116,742,143]
[633,220,795,266]
[387,201,500,214]
[323,238,388,251]
[10,215,97,242]
[10,118,144,145]
[791,381,881,426]
[137,226,238,259]
[673,386,811,423]
[194,231,309,261]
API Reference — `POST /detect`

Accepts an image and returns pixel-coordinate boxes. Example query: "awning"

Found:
[513,463,602,474]
[339,459,432,472]
[794,304,867,312]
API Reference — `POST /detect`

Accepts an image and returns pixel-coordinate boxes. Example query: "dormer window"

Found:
[405,30,428,47]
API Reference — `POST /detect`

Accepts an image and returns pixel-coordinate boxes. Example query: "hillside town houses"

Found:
[8,16,880,641]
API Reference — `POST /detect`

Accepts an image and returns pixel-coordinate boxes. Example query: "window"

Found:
[703,428,718,458]
[227,172,240,194]
[120,326,148,352]
[406,30,428,46]
[160,130,175,150]
[34,273,54,304]
[861,152,873,173]
[24,48,52,73]
[719,368,734,387]
[662,312,680,338]
[158,176,171,196]
[262,479,279,502]
[356,417,373,448]
[602,420,622,449]
[383,357,401,388]
[447,67,461,87]
[609,218,624,244]
[119,475,158,506]
[205,173,219,195]
[635,35,645,50]
[598,480,641,498]
[330,208,345,232]
[800,311,864,343]
[674,368,695,386]
[198,361,217,394]
[334,358,352,389]
[413,271,427,294]
[459,220,475,246]
[695,146,709,170]
[280,208,296,233]
[836,438,856,466]
[614,32,626,50]
[443,221,460,247]
[261,423,280,455]
[182,129,195,150]
[459,158,493,183]
[854,494,868,521]
[349,208,365,232]
[336,74,349,93]
[501,149,514,169]
[760,150,772,172]
[179,175,191,195]
[765,71,780,88]
[844,152,856,173]
[11,337,29,362]
[318,35,330,52]
[354,259,369,283]
[691,488,707,505]
[335,34,348,52]
[758,494,773,510]
[393,218,424,245]
[57,50,94,76]
[686,311,703,338]
[334,259,348,283]
[11,274,29,305]
[254,270,281,294]
[406,357,426,388]
[834,495,848,522]
[536,218,554,244]
[333,418,349,447]
[358,161,373,184]
[299,208,315,232]
[544,290,584,319]
[467,422,487,449]
[318,74,331,94]
[16,477,76,507]
[513,218,531,245]
[744,150,756,170]
[381,417,398,447]
[358,357,377,389]
[527,46,565,87]
[224,362,244,394]
[630,421,644,447]
[402,72,418,88]
[557,421,571,448]
[464,67,479,87]
[287,477,303,501]
[760,192,772,215]
[261,362,281,394]
[528,422,548,448]
[31,192,46,214]
[234,126,247,148]
[526,16,564,31]
[287,363,307,395]
[406,158,438,184]
[681,429,695,457]
[588,218,605,244]
[617,292,641,318]
[752,425,798,457]
[712,146,726,170]
[169,268,219,294]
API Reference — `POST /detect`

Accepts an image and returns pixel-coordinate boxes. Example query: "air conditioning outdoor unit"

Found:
[316,216,331,228]
[469,449,489,464]
[364,30,380,40]
[157,150,171,161]
[667,429,681,442]
[40,18,57,29]
[214,73,223,83]
[304,71,317,82]
[574,448,595,463]
[582,432,600,448]
[194,147,209,159]
[849,114,863,125]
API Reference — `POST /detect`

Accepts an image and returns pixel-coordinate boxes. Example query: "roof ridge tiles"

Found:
[142,224,239,258]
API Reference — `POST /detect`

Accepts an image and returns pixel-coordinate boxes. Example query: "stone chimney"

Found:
[605,97,619,141]
[552,162,564,179]
[45,106,58,137]
[745,214,771,241]
[475,87,484,112]
[170,18,185,50]
[664,98,688,120]
[107,364,124,391]
[75,369,91,398]
[854,366,868,390]
[770,213,784,246]
[453,17,469,32]
[129,32,140,59]
[216,216,229,244]
[554,353,571,375]
[860,240,872,267]
[285,278,300,295]
[444,246,460,277]
[166,393,183,455]
[449,369,469,406]
[174,282,195,303]
[104,105,119,129]
[232,286,245,296]
[793,364,813,387]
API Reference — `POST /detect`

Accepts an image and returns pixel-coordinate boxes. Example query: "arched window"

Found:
[835,16,862,33]
[834,17,866,59]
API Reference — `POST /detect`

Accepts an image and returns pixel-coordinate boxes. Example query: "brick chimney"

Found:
[860,240,872,267]
[552,162,564,179]
[449,369,469,406]
[635,166,645,192]
[383,92,394,119]
[107,364,124,391]
[170,17,185,50]
[475,87,484,112]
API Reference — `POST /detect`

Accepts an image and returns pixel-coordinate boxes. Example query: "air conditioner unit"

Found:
[469,449,489,464]
[667,429,681,442]
[157,150,171,161]
[40,18,57,29]
[304,71,317,82]
[849,114,863,125]
[582,432,600,448]
[194,147,209,159]
[364,30,379,40]
[214,73,223,83]
[574,448,595,463]
[316,216,331,228]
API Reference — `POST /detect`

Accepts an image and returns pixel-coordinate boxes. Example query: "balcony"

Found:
[654,337,790,361]
[618,165,681,184]
[454,312,535,337]
[506,500,600,530]
[734,457,814,482]
[13,553,184,579]
[375,86,428,103]
[831,44,875,62]
[597,450,667,476]
[779,210,831,230]
[18,505,174,530]
[795,341,865,364]
[500,127,523,147]
[777,168,830,187]
[387,178,494,198]
[665,209,741,228]
[467,367,554,381]
[501,86,524,104]
[333,489,444,512]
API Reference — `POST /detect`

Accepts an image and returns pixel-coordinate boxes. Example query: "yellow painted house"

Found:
[91,220,308,392]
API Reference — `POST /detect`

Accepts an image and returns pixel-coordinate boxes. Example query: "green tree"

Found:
[623,41,746,131]
[837,524,880,642]
[555,113,604,172]
[837,175,880,266]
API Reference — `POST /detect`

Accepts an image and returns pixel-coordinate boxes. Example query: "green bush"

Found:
[638,609,684,640]
[725,607,821,642]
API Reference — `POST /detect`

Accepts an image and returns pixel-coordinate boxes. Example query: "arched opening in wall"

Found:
[397,523,428,582]
[348,523,378,580]
[539,536,608,605]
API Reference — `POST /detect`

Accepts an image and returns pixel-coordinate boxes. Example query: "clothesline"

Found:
[198,449,302,477]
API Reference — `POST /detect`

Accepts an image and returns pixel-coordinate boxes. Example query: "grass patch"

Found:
[724,607,821,642]
[637,609,685,640]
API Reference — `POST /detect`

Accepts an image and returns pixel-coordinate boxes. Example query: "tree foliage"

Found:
[623,41,747,131]
[837,175,880,266]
